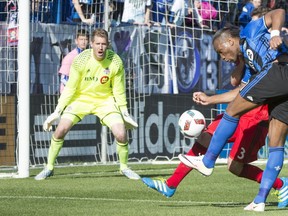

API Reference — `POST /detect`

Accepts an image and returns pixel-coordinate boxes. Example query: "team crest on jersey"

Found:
[100,76,109,84]
[246,49,254,61]
[103,68,110,74]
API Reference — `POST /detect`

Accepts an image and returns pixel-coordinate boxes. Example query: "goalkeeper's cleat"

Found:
[178,154,213,176]
[244,201,265,212]
[142,177,176,198]
[275,177,288,208]
[34,167,54,180]
[120,168,141,180]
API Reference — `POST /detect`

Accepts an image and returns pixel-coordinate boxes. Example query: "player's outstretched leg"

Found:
[275,177,288,208]
[178,154,213,176]
[142,177,176,198]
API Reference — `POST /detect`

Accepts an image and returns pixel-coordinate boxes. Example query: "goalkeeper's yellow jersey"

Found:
[58,48,127,110]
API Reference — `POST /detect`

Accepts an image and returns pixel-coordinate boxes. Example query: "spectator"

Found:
[193,0,218,29]
[30,0,55,23]
[238,0,262,29]
[121,0,152,26]
[70,0,103,25]
[150,0,173,26]
[168,0,191,27]
[110,0,125,27]
[58,29,89,94]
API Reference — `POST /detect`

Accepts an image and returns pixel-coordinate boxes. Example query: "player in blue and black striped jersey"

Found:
[178,8,288,212]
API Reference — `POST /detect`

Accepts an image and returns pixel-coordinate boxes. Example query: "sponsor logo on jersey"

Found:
[100,76,109,84]
[103,67,110,74]
[84,76,98,81]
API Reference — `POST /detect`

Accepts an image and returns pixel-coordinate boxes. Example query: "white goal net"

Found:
[1,0,277,177]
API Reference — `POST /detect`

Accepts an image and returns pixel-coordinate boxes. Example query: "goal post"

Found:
[17,0,30,178]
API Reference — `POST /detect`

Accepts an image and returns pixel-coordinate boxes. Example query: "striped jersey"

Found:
[240,16,288,75]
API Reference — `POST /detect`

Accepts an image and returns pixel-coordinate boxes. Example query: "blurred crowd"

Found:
[0,0,287,31]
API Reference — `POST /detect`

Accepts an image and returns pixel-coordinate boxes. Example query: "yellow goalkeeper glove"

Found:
[43,106,62,132]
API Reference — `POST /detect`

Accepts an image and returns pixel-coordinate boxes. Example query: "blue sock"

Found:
[203,113,239,168]
[254,147,284,204]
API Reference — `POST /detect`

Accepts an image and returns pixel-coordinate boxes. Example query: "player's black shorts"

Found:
[240,63,288,124]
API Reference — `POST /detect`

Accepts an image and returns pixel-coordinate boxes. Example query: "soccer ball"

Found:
[178,109,206,138]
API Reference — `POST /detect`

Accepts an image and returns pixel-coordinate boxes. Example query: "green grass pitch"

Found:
[0,163,288,216]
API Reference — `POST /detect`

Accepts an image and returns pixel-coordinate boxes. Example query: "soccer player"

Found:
[35,28,140,180]
[142,66,288,208]
[58,29,89,94]
[178,9,288,211]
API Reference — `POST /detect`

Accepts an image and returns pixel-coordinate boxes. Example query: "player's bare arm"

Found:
[193,85,242,106]
[264,9,285,50]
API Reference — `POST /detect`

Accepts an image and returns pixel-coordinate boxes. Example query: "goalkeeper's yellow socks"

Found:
[47,136,64,170]
[117,142,128,170]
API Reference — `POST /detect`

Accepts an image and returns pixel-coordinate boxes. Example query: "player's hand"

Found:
[122,110,138,130]
[193,92,210,105]
[270,35,283,50]
[82,18,96,25]
[43,107,62,132]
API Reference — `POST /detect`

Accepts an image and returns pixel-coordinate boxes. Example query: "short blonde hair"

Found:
[91,29,109,42]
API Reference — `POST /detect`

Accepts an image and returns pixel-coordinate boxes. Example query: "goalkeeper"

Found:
[35,28,139,180]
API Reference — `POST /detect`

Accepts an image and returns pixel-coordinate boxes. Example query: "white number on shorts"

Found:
[237,147,245,160]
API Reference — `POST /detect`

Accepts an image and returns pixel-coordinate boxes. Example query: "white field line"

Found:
[0,195,257,206]
[2,159,288,178]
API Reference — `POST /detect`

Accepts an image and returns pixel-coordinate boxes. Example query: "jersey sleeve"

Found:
[111,55,127,110]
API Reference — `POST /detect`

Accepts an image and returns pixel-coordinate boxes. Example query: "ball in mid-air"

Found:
[178,109,206,138]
